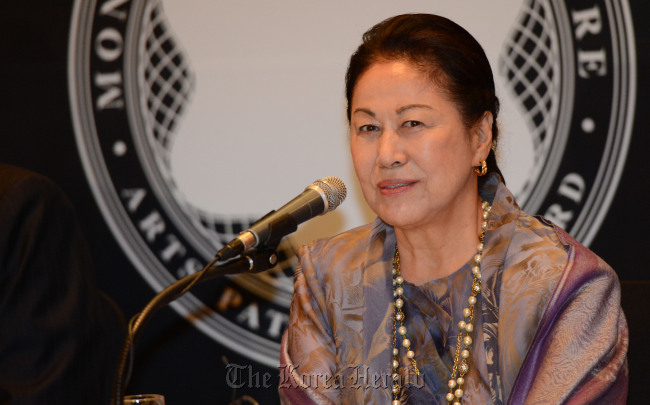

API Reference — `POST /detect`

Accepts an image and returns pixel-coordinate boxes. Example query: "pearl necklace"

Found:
[391,201,491,405]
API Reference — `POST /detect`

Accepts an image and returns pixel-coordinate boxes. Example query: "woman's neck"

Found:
[394,195,483,285]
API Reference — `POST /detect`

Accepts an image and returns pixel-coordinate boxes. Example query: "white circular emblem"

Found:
[68,0,635,367]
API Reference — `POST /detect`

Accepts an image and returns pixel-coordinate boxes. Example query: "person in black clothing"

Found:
[0,164,124,404]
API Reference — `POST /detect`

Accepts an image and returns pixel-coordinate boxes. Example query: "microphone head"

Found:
[311,176,347,213]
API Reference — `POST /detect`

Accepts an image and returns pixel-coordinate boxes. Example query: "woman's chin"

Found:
[376,210,423,230]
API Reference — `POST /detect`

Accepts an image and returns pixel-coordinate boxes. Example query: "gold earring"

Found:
[474,160,487,176]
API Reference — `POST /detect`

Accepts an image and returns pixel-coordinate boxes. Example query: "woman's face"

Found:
[349,60,491,230]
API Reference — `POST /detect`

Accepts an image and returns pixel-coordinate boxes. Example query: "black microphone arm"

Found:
[112,251,277,405]
[215,176,347,261]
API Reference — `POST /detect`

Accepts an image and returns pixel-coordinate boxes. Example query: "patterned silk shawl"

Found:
[279,175,628,404]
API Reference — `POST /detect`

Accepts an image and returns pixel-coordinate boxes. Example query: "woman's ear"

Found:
[473,111,493,164]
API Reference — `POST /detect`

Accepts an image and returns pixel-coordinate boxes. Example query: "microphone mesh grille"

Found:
[313,177,347,212]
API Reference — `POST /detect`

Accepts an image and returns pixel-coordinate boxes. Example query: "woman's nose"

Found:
[376,130,406,168]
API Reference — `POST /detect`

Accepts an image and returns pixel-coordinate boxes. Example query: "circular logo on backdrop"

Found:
[496,0,635,244]
[68,0,635,367]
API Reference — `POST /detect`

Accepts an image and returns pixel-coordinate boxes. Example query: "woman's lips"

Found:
[377,179,417,195]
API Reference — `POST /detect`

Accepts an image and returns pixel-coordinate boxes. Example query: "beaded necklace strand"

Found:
[390,201,491,405]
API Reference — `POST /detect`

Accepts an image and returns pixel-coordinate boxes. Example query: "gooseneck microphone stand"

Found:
[111,213,297,405]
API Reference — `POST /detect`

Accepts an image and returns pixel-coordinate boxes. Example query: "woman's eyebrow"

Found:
[396,104,433,114]
[352,107,376,117]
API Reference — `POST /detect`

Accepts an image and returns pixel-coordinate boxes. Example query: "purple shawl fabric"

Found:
[507,221,628,404]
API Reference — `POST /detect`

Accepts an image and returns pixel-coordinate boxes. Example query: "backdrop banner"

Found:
[2,0,648,403]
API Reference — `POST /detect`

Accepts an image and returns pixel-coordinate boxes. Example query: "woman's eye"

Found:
[358,124,379,133]
[403,120,423,128]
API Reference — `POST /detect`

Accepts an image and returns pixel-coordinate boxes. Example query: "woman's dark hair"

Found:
[345,13,503,184]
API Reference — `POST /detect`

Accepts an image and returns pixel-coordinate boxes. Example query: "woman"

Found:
[279,14,628,404]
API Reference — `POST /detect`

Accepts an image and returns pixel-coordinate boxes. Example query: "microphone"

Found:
[215,176,347,262]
